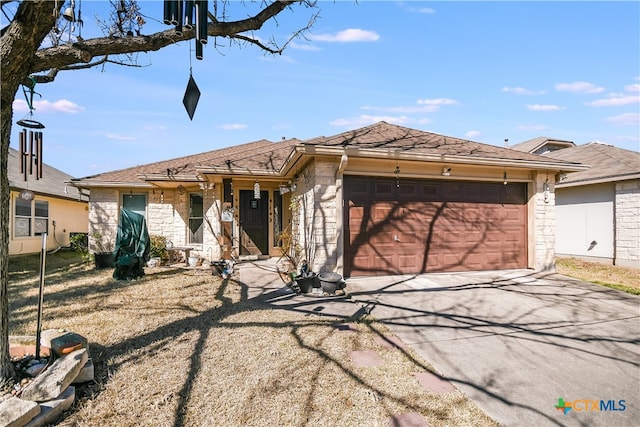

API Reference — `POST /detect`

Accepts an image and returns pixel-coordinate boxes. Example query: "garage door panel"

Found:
[345,177,527,276]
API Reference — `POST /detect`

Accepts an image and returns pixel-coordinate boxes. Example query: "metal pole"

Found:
[35,232,47,359]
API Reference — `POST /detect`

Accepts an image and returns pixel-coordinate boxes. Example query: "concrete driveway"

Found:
[346,269,640,427]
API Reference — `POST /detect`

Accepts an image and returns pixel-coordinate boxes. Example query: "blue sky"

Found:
[8,1,640,178]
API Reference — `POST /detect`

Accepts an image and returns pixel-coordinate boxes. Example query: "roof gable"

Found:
[509,137,575,155]
[544,142,640,185]
[305,121,571,163]
[8,147,86,201]
[74,138,299,184]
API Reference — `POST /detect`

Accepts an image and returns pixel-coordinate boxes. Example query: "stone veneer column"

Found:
[615,180,640,268]
[88,188,119,250]
[298,160,339,274]
[533,174,556,271]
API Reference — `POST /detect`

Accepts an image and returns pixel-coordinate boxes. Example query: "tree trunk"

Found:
[0,0,59,380]
[0,0,310,381]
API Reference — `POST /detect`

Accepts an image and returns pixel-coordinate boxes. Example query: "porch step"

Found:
[237,255,270,261]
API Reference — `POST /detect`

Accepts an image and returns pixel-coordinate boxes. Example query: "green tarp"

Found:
[113,208,150,280]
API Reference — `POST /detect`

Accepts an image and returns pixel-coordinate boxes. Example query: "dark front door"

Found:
[239,190,269,255]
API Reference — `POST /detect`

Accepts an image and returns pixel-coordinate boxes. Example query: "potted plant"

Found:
[149,234,169,266]
[275,220,317,293]
[90,231,115,269]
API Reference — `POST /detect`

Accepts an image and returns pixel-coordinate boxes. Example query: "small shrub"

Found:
[69,232,91,262]
[149,235,169,263]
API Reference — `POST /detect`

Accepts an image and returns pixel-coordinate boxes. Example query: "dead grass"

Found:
[8,252,497,427]
[556,257,640,295]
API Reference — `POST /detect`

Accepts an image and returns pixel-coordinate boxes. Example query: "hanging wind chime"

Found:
[17,78,45,193]
[163,1,207,120]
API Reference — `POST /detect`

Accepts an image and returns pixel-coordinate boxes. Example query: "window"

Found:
[122,193,147,217]
[189,193,203,244]
[14,198,48,237]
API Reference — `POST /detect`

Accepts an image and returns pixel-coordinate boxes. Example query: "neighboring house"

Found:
[513,138,640,268]
[70,122,585,277]
[8,147,89,255]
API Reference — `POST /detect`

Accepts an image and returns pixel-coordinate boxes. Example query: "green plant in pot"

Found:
[90,231,115,269]
[275,222,316,293]
[149,235,169,266]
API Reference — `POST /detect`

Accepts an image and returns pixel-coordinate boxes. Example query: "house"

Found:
[513,138,640,268]
[69,122,586,277]
[8,147,89,255]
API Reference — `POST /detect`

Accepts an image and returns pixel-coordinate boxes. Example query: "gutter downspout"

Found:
[335,154,348,275]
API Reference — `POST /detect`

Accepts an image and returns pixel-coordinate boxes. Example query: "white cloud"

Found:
[554,81,605,94]
[587,95,640,107]
[624,83,640,93]
[143,125,167,131]
[106,133,136,141]
[502,86,545,95]
[605,112,639,126]
[465,130,482,138]
[330,115,409,128]
[361,105,439,113]
[516,124,548,131]
[13,98,84,114]
[309,29,380,43]
[406,6,436,14]
[219,123,248,130]
[417,98,458,106]
[259,54,295,63]
[361,98,458,114]
[289,41,321,51]
[526,104,565,111]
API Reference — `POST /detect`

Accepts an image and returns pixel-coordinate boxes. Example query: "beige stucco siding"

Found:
[9,191,88,255]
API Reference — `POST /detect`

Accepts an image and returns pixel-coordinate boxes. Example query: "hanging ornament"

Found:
[17,78,45,181]
[254,181,261,199]
[183,72,201,120]
[163,1,206,60]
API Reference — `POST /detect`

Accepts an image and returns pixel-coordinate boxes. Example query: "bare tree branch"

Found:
[30,0,306,74]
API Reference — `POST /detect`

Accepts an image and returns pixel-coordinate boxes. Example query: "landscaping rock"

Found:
[40,330,87,357]
[0,396,40,427]
[21,349,88,402]
[24,386,75,427]
[73,358,94,384]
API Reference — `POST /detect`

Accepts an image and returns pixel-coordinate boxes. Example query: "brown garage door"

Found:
[345,177,528,276]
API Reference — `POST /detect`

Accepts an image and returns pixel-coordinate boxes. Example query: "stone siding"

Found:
[615,180,640,268]
[534,175,556,270]
[295,160,340,273]
[88,188,119,252]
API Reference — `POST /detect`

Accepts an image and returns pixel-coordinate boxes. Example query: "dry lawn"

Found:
[8,252,497,427]
[556,257,640,295]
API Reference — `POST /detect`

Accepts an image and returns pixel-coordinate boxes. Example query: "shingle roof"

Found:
[510,137,575,153]
[9,147,86,201]
[543,142,640,185]
[72,121,584,187]
[304,122,573,163]
[73,138,299,184]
